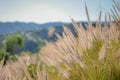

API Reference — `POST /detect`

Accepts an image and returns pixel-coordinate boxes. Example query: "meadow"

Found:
[0,0,120,80]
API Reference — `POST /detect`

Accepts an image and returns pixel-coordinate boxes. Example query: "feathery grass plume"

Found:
[98,43,107,61]
[111,9,120,25]
[41,18,88,78]
[104,13,110,42]
[113,0,120,11]
[85,3,97,41]
[85,3,91,25]
[0,0,120,79]
[108,13,112,24]
[41,1,120,79]
[96,11,102,29]
[0,53,47,80]
[112,0,120,29]
[111,0,120,41]
[113,5,120,20]
[116,49,120,58]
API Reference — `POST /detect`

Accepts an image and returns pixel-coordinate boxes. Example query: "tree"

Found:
[5,35,24,54]
[3,35,24,65]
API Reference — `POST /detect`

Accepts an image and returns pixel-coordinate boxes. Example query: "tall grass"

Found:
[0,0,120,80]
[41,0,120,80]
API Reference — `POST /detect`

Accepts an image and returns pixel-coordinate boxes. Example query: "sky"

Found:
[0,0,120,23]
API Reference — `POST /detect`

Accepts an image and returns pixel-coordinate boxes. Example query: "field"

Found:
[0,0,120,80]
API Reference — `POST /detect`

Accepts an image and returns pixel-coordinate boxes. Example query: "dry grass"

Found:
[41,0,120,79]
[0,0,120,80]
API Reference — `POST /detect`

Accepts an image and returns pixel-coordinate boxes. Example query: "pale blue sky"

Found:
[0,0,119,23]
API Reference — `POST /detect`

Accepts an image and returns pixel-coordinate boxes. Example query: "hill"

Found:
[0,21,98,53]
[0,21,65,34]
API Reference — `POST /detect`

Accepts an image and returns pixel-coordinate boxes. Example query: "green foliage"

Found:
[0,35,24,65]
[9,55,18,61]
[67,40,120,80]
[0,48,8,61]
[46,66,63,80]
[5,35,24,54]
[83,40,103,61]
[28,64,37,78]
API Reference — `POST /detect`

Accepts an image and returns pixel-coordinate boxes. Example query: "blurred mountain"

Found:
[0,21,99,53]
[0,21,65,34]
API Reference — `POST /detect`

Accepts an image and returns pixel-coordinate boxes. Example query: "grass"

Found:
[0,0,120,80]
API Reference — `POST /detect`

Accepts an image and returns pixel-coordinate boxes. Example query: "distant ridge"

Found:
[0,21,65,34]
[0,21,102,35]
